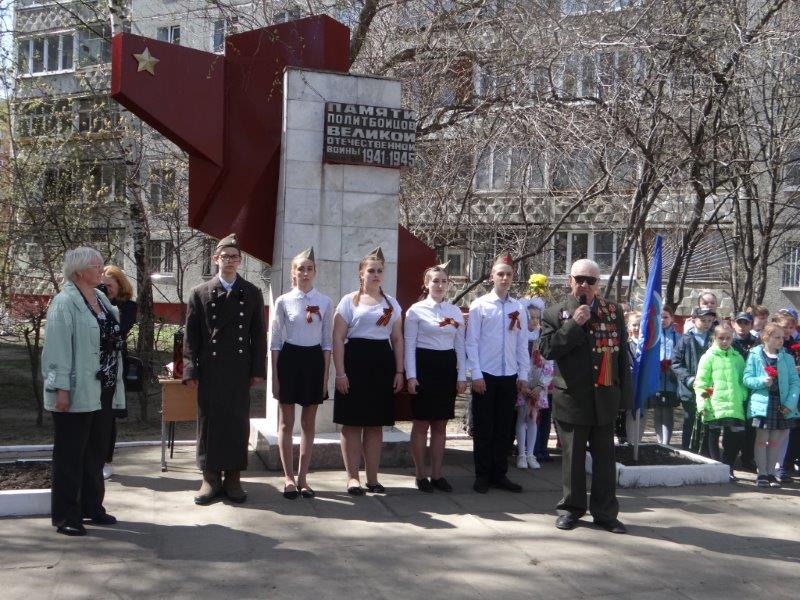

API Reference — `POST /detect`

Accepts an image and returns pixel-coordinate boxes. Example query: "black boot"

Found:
[194,470,222,505]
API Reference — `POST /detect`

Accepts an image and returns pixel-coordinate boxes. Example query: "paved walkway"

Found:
[1,442,799,599]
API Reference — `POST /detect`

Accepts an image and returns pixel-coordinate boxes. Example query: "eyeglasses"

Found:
[218,254,241,262]
[572,275,598,286]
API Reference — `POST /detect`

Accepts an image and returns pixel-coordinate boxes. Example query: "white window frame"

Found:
[17,31,75,76]
[782,243,800,288]
[77,24,112,67]
[443,248,467,278]
[149,240,175,275]
[550,231,633,278]
[157,25,181,45]
[212,17,238,53]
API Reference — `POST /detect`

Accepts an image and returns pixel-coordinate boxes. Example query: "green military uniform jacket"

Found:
[539,294,633,426]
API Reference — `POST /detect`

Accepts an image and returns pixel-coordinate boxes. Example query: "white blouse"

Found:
[404,297,466,380]
[335,291,402,341]
[269,287,333,351]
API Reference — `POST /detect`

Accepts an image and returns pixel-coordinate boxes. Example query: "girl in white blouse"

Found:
[332,247,404,495]
[269,248,332,499]
[404,264,467,493]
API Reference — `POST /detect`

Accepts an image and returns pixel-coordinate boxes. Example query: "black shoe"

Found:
[594,518,627,534]
[347,485,364,496]
[366,482,386,494]
[283,484,300,500]
[300,486,315,499]
[57,523,87,536]
[430,477,453,492]
[416,478,434,493]
[473,477,489,494]
[555,514,579,530]
[89,513,117,525]
[768,475,782,488]
[490,476,522,493]
[756,475,769,488]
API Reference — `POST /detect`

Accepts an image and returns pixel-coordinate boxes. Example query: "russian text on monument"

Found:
[323,102,416,168]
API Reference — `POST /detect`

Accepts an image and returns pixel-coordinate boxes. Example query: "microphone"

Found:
[577,294,588,330]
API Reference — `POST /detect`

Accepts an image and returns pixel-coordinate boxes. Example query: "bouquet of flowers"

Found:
[765,365,778,380]
[528,273,551,300]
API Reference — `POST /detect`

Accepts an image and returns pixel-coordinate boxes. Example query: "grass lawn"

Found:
[0,340,265,446]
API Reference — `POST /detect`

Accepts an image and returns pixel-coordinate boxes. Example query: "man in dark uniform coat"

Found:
[540,259,632,534]
[183,234,267,504]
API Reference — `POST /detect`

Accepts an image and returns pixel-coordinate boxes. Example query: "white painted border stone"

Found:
[586,444,730,488]
[0,489,50,517]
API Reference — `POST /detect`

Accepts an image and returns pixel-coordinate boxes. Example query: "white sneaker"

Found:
[527,456,541,470]
[102,464,113,480]
[516,456,528,469]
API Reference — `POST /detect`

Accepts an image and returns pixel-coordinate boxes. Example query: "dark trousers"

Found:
[740,418,756,465]
[534,405,553,460]
[705,426,745,468]
[782,429,800,475]
[51,388,114,527]
[614,411,627,444]
[471,373,517,481]
[556,420,618,522]
[106,418,117,463]
[682,400,696,451]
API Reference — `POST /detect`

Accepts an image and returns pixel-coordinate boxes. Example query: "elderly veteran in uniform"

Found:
[183,234,267,505]
[540,259,632,534]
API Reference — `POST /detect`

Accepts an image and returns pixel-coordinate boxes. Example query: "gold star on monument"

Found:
[133,47,159,76]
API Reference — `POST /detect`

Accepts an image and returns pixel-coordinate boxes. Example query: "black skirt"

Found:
[412,348,457,421]
[334,338,395,427]
[277,343,325,406]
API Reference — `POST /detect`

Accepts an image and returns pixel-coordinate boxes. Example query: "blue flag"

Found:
[633,235,663,411]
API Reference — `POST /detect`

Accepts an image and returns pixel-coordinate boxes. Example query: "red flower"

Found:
[701,387,713,399]
[790,342,800,353]
[765,366,778,379]
[660,358,672,373]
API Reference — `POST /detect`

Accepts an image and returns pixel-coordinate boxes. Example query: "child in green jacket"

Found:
[694,323,748,478]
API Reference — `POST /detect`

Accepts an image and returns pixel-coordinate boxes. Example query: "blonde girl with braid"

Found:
[332,247,403,495]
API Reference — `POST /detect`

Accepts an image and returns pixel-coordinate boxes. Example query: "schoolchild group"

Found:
[269,246,538,498]
[625,299,800,487]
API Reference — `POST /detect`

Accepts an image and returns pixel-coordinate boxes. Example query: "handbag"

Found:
[124,354,144,392]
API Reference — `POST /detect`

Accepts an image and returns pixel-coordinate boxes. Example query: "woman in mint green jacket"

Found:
[693,324,747,474]
[743,323,800,487]
[42,247,125,536]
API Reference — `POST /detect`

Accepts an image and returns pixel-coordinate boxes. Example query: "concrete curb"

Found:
[586,444,731,488]
[0,489,50,518]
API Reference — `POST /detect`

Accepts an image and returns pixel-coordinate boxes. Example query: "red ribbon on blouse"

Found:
[439,317,459,328]
[305,305,321,323]
[376,306,393,327]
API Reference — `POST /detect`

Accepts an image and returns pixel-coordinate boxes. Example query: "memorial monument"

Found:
[111,15,434,468]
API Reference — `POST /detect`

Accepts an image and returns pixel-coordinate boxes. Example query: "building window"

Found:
[475,146,544,191]
[77,25,111,66]
[275,8,302,23]
[212,17,238,53]
[149,241,174,274]
[149,167,176,210]
[157,25,181,45]
[551,231,631,277]
[25,242,43,264]
[443,248,466,277]
[783,244,800,288]
[16,99,72,137]
[72,162,125,203]
[17,33,74,75]
[77,97,120,133]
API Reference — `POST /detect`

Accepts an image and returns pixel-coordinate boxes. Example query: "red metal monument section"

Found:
[111,15,350,263]
[110,15,436,304]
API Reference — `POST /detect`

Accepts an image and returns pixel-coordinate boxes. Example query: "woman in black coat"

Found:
[99,266,138,478]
